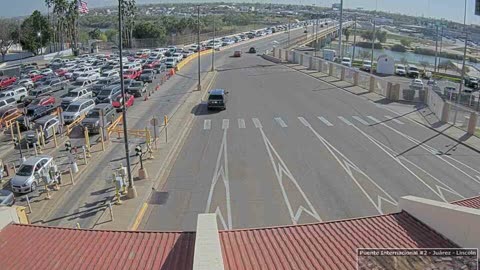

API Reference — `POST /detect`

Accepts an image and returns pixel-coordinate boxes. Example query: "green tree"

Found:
[0,19,20,61]
[360,31,374,42]
[376,31,387,43]
[88,28,102,40]
[133,22,165,40]
[400,38,411,47]
[358,50,371,60]
[343,27,351,43]
[105,29,118,43]
[20,10,52,55]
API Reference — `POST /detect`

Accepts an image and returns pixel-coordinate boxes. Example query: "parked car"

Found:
[15,78,34,90]
[410,78,424,89]
[0,76,17,89]
[112,94,135,111]
[17,105,56,130]
[29,74,44,83]
[40,68,54,76]
[361,60,372,72]
[68,79,94,91]
[127,81,147,98]
[62,99,96,124]
[10,156,56,194]
[143,59,161,69]
[0,97,16,112]
[96,85,122,104]
[81,103,117,134]
[140,69,155,83]
[61,88,93,109]
[76,71,100,82]
[406,64,420,78]
[91,77,118,96]
[164,57,177,68]
[27,96,56,108]
[123,69,141,80]
[341,57,352,67]
[24,115,59,145]
[207,89,228,110]
[465,77,479,89]
[0,86,28,103]
[395,64,407,76]
[0,189,15,206]
[36,77,68,92]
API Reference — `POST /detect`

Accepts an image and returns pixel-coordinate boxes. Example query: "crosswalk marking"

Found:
[317,116,333,126]
[222,119,229,129]
[204,119,211,130]
[367,116,381,124]
[297,117,311,127]
[252,118,262,128]
[338,116,353,126]
[384,115,404,125]
[238,119,246,129]
[352,116,370,126]
[274,117,288,128]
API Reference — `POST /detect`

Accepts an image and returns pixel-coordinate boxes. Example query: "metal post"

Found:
[69,168,74,185]
[370,20,376,74]
[287,18,291,47]
[108,202,114,221]
[100,127,105,151]
[352,14,358,64]
[314,17,319,57]
[164,115,168,143]
[434,25,439,74]
[197,6,201,91]
[118,0,136,199]
[211,15,215,72]
[338,0,344,60]
[25,195,32,214]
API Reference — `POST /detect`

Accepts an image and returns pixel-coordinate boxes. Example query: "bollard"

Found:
[40,128,46,148]
[108,202,114,221]
[328,63,334,76]
[33,143,38,156]
[82,146,88,165]
[353,71,359,86]
[76,223,81,229]
[369,76,376,93]
[340,67,346,81]
[100,127,105,151]
[467,112,478,135]
[26,195,32,214]
[69,168,75,185]
[53,129,58,148]
[138,166,148,180]
[84,127,91,158]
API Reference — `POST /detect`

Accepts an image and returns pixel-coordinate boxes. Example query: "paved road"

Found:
[141,35,480,231]
[35,25,312,229]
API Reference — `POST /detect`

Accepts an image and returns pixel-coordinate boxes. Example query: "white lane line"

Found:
[301,122,398,214]
[238,118,246,129]
[257,125,322,223]
[384,115,404,125]
[203,119,211,130]
[317,116,333,127]
[205,127,232,230]
[367,116,381,124]
[352,116,370,126]
[274,117,288,128]
[222,119,229,129]
[252,118,262,128]
[338,116,353,126]
[297,117,311,127]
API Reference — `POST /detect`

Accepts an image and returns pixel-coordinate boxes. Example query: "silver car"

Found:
[11,156,55,193]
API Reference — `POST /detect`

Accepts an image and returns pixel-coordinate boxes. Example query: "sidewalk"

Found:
[93,71,217,231]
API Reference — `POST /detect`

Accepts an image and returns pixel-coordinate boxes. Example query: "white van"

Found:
[323,49,337,62]
[62,99,95,124]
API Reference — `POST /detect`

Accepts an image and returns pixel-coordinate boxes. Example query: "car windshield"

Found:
[66,92,80,97]
[65,105,80,112]
[29,99,41,105]
[209,94,223,100]
[72,81,84,86]
[86,110,100,118]
[99,89,112,96]
[0,93,9,98]
[16,164,34,176]
[130,82,142,87]
[142,70,152,74]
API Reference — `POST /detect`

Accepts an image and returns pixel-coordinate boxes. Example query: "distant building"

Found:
[332,3,341,10]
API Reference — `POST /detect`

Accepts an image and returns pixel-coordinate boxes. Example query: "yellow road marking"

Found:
[131,202,148,231]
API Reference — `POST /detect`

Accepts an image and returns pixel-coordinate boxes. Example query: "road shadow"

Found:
[191,103,222,116]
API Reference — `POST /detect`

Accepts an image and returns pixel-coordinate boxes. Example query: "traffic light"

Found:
[65,141,72,152]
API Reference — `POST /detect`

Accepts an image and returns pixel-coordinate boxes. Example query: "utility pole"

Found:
[352,14,358,63]
[287,18,291,47]
[314,17,319,57]
[118,0,136,199]
[370,0,378,74]
[197,6,201,91]
[434,25,439,74]
[211,15,215,72]
[459,0,468,96]
[338,0,344,60]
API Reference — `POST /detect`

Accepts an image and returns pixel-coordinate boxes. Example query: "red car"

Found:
[123,69,141,80]
[29,74,44,83]
[143,59,160,69]
[112,94,135,111]
[55,68,68,77]
[0,76,17,89]
[28,96,56,107]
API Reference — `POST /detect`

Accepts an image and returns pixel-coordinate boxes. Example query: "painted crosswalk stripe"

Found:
[238,119,246,129]
[252,118,262,128]
[274,117,288,128]
[384,115,404,125]
[317,116,333,126]
[222,119,230,129]
[297,117,311,127]
[204,119,211,130]
[367,116,381,124]
[338,116,353,126]
[352,116,370,126]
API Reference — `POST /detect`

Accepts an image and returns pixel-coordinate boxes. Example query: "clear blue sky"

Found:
[0,0,479,25]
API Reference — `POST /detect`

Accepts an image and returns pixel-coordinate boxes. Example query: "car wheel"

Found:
[31,182,37,192]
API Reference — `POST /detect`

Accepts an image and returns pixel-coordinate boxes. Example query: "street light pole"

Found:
[211,15,215,72]
[338,0,344,60]
[434,25,439,74]
[197,6,201,91]
[459,0,468,96]
[352,14,358,63]
[118,0,136,199]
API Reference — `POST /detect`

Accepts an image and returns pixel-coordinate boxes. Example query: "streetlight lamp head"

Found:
[37,32,41,37]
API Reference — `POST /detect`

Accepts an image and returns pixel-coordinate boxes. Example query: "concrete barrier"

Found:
[467,112,478,135]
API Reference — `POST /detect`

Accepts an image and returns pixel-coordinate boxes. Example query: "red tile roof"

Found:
[0,224,195,270]
[452,195,480,209]
[218,211,458,270]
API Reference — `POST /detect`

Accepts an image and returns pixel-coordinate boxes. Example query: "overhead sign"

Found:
[477,0,480,16]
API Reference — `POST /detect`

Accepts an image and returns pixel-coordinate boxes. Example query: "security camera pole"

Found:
[118,0,136,199]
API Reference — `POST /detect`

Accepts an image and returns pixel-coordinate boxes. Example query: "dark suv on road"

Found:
[207,89,228,110]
